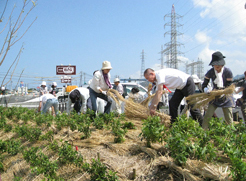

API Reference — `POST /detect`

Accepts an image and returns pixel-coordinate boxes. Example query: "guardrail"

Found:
[0,95,68,113]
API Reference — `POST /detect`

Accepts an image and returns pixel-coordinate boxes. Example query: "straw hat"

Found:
[114,78,120,83]
[101,61,112,70]
[191,74,202,83]
[209,51,225,66]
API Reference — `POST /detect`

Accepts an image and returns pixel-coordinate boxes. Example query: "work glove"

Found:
[102,91,107,95]
[204,87,210,94]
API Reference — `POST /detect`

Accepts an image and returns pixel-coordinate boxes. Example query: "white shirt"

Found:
[89,70,111,93]
[155,68,190,90]
[67,87,90,114]
[40,94,57,111]
[116,83,124,95]
[40,94,57,103]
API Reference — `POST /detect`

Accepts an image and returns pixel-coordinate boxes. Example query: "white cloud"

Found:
[194,0,246,38]
[195,30,211,44]
[197,46,214,67]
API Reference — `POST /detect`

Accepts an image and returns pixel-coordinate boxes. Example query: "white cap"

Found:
[114,78,120,83]
[41,81,46,86]
[52,82,57,86]
[1,87,5,91]
[101,61,112,70]
[191,74,202,83]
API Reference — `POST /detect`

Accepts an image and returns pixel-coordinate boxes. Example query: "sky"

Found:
[1,0,246,89]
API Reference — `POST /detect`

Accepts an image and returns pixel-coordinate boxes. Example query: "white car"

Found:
[112,82,149,99]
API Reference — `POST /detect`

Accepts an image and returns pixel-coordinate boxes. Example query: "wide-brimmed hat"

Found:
[191,74,202,83]
[209,51,225,66]
[101,61,112,70]
[114,78,120,83]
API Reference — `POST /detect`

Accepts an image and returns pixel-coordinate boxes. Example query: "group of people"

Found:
[38,51,246,131]
[144,51,243,130]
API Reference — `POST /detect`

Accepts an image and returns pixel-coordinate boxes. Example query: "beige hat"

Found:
[101,61,112,70]
[114,78,120,83]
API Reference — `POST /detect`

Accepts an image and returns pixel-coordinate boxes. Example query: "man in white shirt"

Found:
[40,93,59,115]
[144,68,203,125]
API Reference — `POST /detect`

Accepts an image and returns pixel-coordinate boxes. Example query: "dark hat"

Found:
[131,87,140,94]
[209,51,226,66]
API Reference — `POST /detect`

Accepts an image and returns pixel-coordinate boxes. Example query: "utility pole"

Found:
[163,4,184,69]
[140,49,145,79]
[79,71,83,87]
[83,72,86,84]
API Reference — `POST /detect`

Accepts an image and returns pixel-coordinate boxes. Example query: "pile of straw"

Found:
[155,156,230,181]
[185,84,235,110]
[107,89,126,105]
[107,89,171,125]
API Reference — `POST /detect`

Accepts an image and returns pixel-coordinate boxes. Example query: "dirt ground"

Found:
[0,117,189,181]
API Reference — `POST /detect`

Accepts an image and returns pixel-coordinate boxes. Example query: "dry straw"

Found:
[107,89,171,125]
[185,84,235,110]
[156,156,230,181]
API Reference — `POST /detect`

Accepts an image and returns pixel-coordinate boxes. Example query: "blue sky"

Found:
[1,0,246,89]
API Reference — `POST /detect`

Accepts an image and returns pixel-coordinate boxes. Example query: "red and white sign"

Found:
[56,65,76,75]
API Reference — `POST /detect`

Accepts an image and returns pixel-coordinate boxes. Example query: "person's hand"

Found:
[149,105,157,115]
[150,108,156,116]
[102,91,107,95]
[204,87,210,94]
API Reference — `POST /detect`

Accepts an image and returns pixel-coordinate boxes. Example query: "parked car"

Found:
[112,82,149,99]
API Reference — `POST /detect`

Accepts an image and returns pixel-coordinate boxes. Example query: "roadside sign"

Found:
[56,65,76,75]
[61,76,71,83]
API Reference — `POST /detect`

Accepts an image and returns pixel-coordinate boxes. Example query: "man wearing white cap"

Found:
[89,61,113,116]
[49,82,58,96]
[38,81,48,112]
[113,78,124,96]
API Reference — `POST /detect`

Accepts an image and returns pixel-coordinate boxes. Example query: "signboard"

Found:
[61,79,71,83]
[56,65,76,75]
[61,76,71,83]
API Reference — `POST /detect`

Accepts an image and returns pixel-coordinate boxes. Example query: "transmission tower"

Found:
[163,4,183,69]
[186,58,204,79]
[140,49,145,79]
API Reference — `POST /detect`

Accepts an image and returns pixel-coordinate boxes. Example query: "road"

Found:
[0,94,40,108]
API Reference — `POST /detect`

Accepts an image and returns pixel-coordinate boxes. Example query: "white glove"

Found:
[204,87,210,94]
[102,91,107,95]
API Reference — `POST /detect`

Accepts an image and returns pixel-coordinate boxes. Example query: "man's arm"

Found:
[149,84,163,115]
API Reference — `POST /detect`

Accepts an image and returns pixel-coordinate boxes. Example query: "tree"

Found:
[0,0,37,88]
[0,0,37,106]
